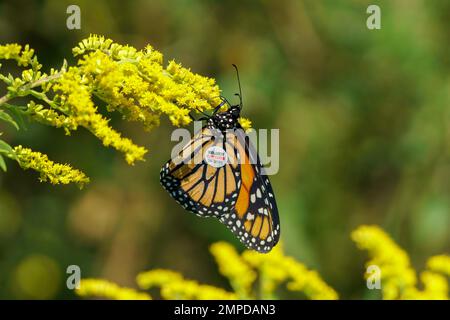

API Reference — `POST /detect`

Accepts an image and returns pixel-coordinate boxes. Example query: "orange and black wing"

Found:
[218,129,280,253]
[160,126,240,217]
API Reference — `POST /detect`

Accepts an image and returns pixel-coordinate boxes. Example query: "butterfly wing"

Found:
[219,129,280,253]
[160,126,240,217]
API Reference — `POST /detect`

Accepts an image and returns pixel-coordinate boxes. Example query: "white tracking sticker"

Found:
[204,146,228,168]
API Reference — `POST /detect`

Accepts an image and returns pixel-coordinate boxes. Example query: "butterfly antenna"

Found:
[213,96,230,114]
[232,64,243,109]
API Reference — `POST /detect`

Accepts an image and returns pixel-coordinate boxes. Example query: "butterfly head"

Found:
[209,105,241,130]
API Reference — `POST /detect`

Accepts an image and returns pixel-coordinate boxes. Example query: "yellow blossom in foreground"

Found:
[351,225,416,299]
[13,145,89,187]
[352,225,449,300]
[75,226,449,300]
[77,241,337,300]
[160,280,237,300]
[401,271,448,300]
[136,269,237,300]
[210,242,256,298]
[76,279,151,300]
[242,243,338,299]
[420,271,448,299]
[136,269,184,289]
[427,255,450,276]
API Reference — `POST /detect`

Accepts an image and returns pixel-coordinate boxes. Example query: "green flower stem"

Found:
[28,89,67,113]
[0,72,63,106]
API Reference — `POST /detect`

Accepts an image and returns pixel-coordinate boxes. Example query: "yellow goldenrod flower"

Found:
[427,255,450,277]
[420,271,448,299]
[160,280,237,300]
[26,101,78,134]
[13,145,89,187]
[210,242,256,299]
[73,35,222,130]
[242,245,287,298]
[0,44,22,60]
[76,279,151,300]
[0,44,39,68]
[351,225,417,299]
[136,269,237,300]
[136,269,184,289]
[238,117,253,132]
[283,257,339,300]
[71,226,450,301]
[242,242,338,299]
[53,67,148,164]
[166,60,221,111]
[1,35,255,183]
[352,225,449,300]
[401,271,448,300]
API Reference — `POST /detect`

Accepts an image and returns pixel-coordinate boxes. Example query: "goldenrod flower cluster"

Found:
[0,43,39,68]
[13,145,89,187]
[427,255,450,276]
[0,35,251,184]
[76,241,337,300]
[52,66,147,165]
[137,269,184,288]
[26,101,78,133]
[238,117,253,132]
[76,279,151,300]
[209,242,256,298]
[71,35,222,129]
[137,269,237,300]
[241,242,338,299]
[75,226,449,300]
[352,225,449,300]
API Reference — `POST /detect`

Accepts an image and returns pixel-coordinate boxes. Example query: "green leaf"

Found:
[6,106,27,130]
[0,139,17,161]
[0,109,19,130]
[0,138,13,154]
[0,154,6,172]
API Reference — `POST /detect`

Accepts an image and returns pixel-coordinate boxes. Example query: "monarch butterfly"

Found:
[160,65,280,253]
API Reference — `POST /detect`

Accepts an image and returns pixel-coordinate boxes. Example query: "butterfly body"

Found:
[208,105,242,130]
[160,68,280,253]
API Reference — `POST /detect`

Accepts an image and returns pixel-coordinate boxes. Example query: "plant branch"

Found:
[0,60,66,107]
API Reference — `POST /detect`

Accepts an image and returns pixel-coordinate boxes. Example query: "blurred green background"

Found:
[0,0,449,299]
